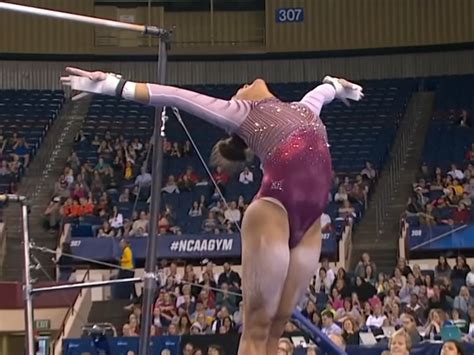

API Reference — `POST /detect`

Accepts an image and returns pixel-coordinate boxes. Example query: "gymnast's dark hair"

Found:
[210,134,253,174]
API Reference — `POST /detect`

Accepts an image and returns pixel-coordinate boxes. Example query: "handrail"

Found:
[374,98,418,238]
[50,267,90,353]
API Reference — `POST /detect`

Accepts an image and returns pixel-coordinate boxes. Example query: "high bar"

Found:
[0,2,167,36]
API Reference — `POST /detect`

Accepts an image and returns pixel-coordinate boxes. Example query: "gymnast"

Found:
[61,67,363,355]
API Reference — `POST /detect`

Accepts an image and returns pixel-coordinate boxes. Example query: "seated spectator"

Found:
[321,310,342,336]
[312,267,332,294]
[238,167,254,184]
[11,138,30,167]
[452,202,470,224]
[237,195,247,214]
[213,166,229,187]
[329,288,344,310]
[321,212,332,232]
[163,138,172,155]
[109,206,124,230]
[387,302,402,328]
[0,160,10,176]
[466,265,474,291]
[334,185,348,202]
[158,214,170,234]
[97,221,115,237]
[401,313,422,345]
[355,276,377,303]
[355,252,377,278]
[216,283,237,314]
[182,140,192,156]
[44,197,61,230]
[189,201,203,217]
[448,164,464,180]
[218,262,241,288]
[460,192,471,207]
[224,202,241,224]
[399,273,419,304]
[364,264,376,286]
[170,142,181,158]
[130,211,149,236]
[405,293,424,323]
[338,200,356,223]
[435,255,452,281]
[123,161,134,181]
[423,309,443,339]
[182,166,199,184]
[361,161,376,180]
[450,308,468,333]
[366,300,388,329]
[388,329,411,355]
[341,317,359,345]
[119,188,130,202]
[202,212,219,233]
[131,138,143,153]
[79,197,94,216]
[162,175,179,194]
[453,286,473,316]
[349,184,365,205]
[177,314,191,335]
[135,166,152,188]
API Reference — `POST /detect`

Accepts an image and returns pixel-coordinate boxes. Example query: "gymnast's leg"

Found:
[266,219,322,355]
[238,199,290,355]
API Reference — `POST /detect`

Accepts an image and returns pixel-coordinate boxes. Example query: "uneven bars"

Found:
[31,277,142,294]
[0,2,166,36]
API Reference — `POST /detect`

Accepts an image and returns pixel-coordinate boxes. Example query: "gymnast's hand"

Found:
[60,67,121,101]
[323,76,364,106]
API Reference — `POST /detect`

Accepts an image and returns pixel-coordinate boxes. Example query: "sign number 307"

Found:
[276,8,304,23]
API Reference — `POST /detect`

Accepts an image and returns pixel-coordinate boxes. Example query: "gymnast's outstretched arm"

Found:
[61,67,251,133]
[299,83,336,116]
[300,76,364,115]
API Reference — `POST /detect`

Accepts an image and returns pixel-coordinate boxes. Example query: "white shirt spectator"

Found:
[448,167,464,180]
[322,322,342,336]
[466,271,474,288]
[321,213,331,230]
[239,168,254,184]
[224,202,241,223]
[109,213,124,229]
[334,191,348,202]
[135,170,152,187]
[366,314,387,328]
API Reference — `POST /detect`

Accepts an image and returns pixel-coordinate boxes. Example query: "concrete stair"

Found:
[350,92,435,274]
[1,97,91,281]
[88,299,131,335]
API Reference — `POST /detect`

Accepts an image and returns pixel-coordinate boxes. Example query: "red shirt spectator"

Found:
[452,203,470,224]
[213,166,229,185]
[465,143,474,162]
[181,166,199,184]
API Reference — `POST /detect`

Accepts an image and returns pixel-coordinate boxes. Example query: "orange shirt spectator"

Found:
[80,198,94,215]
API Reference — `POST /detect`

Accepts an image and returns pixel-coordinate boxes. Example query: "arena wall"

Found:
[0,0,472,55]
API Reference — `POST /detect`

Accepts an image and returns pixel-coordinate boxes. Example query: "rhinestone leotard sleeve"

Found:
[147,84,252,133]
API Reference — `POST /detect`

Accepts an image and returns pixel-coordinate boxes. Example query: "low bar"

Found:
[31,277,142,294]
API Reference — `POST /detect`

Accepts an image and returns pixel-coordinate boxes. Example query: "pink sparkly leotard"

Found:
[146,83,336,248]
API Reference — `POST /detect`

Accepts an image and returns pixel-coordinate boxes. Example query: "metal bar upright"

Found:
[138,35,168,355]
[22,203,35,355]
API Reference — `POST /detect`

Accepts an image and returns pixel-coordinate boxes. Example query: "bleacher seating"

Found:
[422,75,474,167]
[0,89,64,193]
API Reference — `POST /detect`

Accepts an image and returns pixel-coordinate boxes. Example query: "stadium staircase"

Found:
[1,97,91,281]
[350,92,435,273]
[87,299,131,335]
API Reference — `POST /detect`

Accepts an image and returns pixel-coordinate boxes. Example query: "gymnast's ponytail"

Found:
[210,134,253,174]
